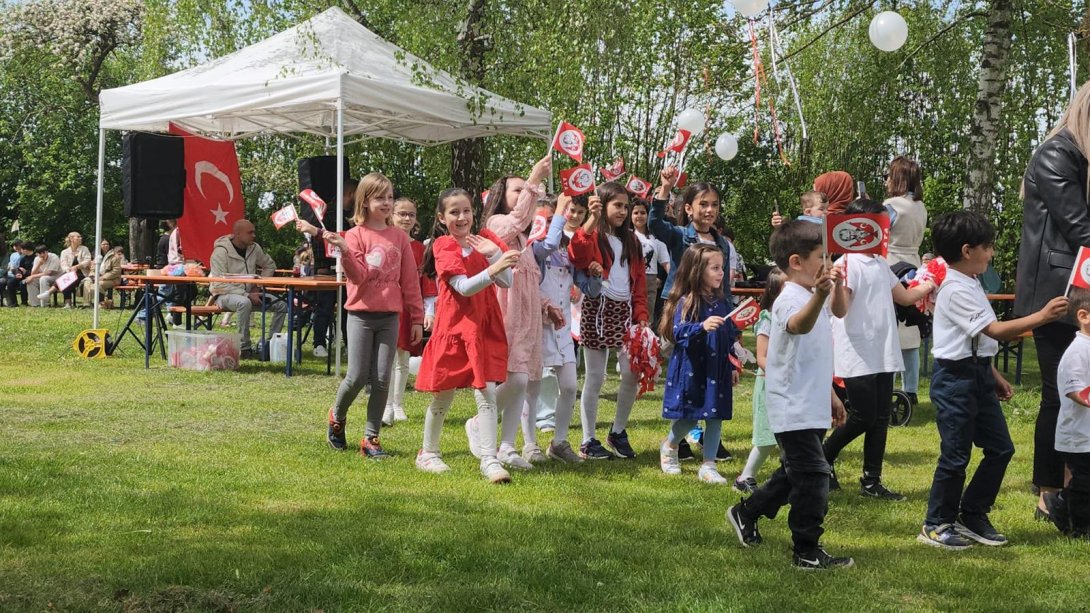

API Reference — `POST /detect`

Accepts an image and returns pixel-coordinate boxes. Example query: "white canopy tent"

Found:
[93,7,552,371]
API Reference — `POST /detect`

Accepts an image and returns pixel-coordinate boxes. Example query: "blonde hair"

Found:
[800,190,827,212]
[352,172,395,226]
[1039,81,1090,198]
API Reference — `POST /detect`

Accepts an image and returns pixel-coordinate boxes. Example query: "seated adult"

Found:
[4,242,35,307]
[58,231,93,308]
[1,240,24,306]
[209,220,287,358]
[27,245,62,307]
[80,243,125,308]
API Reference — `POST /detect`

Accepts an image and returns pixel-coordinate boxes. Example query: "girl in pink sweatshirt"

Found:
[322,172,424,459]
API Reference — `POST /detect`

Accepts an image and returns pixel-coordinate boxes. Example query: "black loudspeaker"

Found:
[298,156,350,226]
[122,133,186,220]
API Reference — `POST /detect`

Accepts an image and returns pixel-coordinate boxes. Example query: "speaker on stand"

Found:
[122,133,186,219]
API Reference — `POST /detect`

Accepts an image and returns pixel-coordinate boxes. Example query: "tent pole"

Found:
[92,128,106,329]
[335,100,345,377]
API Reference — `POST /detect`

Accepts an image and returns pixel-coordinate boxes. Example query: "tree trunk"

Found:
[962,0,1014,214]
[128,218,157,265]
[452,0,488,202]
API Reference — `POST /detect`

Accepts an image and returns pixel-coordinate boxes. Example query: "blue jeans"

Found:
[899,348,920,394]
[925,357,1015,526]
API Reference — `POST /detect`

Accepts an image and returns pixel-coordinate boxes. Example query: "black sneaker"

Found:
[579,438,613,460]
[678,438,695,461]
[606,428,636,459]
[726,503,762,547]
[327,408,346,451]
[860,478,905,501]
[917,523,972,550]
[1043,491,1071,535]
[907,392,918,406]
[828,469,841,491]
[734,477,758,494]
[715,441,732,462]
[954,513,1008,546]
[792,547,854,570]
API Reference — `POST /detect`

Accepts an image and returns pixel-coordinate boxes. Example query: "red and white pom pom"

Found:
[907,256,947,313]
[623,325,662,398]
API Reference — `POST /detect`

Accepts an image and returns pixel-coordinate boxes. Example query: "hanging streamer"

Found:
[748,17,790,165]
[770,14,808,141]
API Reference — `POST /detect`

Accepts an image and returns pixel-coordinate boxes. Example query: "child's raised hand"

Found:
[322,230,347,251]
[495,249,521,271]
[466,234,500,258]
[587,261,604,277]
[702,315,726,332]
[528,155,552,186]
[1040,296,1070,322]
[828,262,844,287]
[770,212,783,228]
[296,219,319,235]
[659,166,679,195]
[814,265,834,295]
[556,194,573,217]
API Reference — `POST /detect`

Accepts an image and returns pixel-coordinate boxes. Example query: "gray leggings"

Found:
[333,311,399,437]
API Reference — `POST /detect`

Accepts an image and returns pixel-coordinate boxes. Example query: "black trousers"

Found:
[739,428,830,554]
[1062,452,1090,533]
[925,358,1015,525]
[1033,322,1077,488]
[824,372,895,477]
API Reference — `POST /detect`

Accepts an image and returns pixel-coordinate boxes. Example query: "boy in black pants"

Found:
[1043,287,1090,540]
[727,220,851,569]
[919,211,1068,549]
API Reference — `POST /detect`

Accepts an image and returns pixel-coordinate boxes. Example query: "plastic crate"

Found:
[167,330,242,371]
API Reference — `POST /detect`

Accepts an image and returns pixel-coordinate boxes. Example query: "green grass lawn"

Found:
[1,308,1088,612]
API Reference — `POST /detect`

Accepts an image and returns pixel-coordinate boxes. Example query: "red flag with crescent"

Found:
[169,124,244,267]
[559,163,596,196]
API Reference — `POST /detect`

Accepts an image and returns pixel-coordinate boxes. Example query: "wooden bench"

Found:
[168,297,224,330]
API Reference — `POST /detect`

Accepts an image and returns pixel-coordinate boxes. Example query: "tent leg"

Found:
[335,100,345,377]
[93,128,106,329]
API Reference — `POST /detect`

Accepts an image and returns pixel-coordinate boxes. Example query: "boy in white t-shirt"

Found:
[825,199,936,500]
[919,211,1068,550]
[1043,287,1090,540]
[630,199,671,326]
[727,220,854,570]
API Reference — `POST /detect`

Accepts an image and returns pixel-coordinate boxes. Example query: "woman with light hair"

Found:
[1016,80,1090,521]
[884,156,928,405]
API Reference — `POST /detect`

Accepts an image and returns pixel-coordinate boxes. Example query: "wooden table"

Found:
[122,274,344,376]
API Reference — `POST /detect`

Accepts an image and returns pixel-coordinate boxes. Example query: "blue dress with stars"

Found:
[662,297,736,420]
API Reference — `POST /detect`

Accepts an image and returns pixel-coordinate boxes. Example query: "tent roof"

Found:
[98,7,551,145]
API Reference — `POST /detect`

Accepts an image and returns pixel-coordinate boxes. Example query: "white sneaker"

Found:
[522,443,548,464]
[415,450,450,473]
[480,457,511,484]
[465,416,482,459]
[698,463,728,484]
[498,446,534,470]
[313,345,328,358]
[381,405,395,427]
[660,442,682,475]
[36,291,51,301]
[546,440,584,463]
[393,406,408,422]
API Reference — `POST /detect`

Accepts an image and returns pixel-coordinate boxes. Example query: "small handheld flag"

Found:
[527,212,549,243]
[1064,246,1090,297]
[625,175,652,199]
[299,189,328,230]
[601,157,625,181]
[551,121,586,163]
[270,204,298,230]
[727,297,762,330]
[559,163,596,196]
[824,213,890,256]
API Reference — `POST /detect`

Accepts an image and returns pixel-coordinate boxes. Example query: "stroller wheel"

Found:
[890,390,913,427]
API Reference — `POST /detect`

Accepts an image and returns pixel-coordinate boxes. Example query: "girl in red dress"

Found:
[415,188,521,483]
[383,197,437,426]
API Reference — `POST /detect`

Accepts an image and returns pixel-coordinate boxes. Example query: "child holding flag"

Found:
[822,199,937,500]
[657,244,738,483]
[918,211,1068,550]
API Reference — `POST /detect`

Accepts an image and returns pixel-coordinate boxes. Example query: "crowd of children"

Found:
[305,156,1089,570]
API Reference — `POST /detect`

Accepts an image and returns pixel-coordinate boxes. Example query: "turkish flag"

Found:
[625,175,652,199]
[270,204,298,230]
[601,157,625,181]
[728,297,762,330]
[559,163,596,196]
[824,213,890,256]
[551,121,586,162]
[1067,246,1090,290]
[169,125,244,267]
[527,211,550,243]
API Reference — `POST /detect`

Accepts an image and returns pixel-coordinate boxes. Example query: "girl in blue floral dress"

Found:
[658,244,739,483]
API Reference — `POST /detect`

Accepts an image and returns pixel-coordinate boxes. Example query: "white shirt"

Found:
[832,254,905,377]
[931,268,999,360]
[765,282,834,433]
[635,230,670,276]
[602,234,631,301]
[1056,332,1090,453]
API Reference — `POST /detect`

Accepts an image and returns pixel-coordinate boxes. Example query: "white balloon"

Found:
[868,11,908,52]
[715,133,738,161]
[732,0,770,19]
[676,108,706,136]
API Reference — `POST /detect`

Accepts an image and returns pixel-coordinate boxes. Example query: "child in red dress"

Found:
[414,188,521,483]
